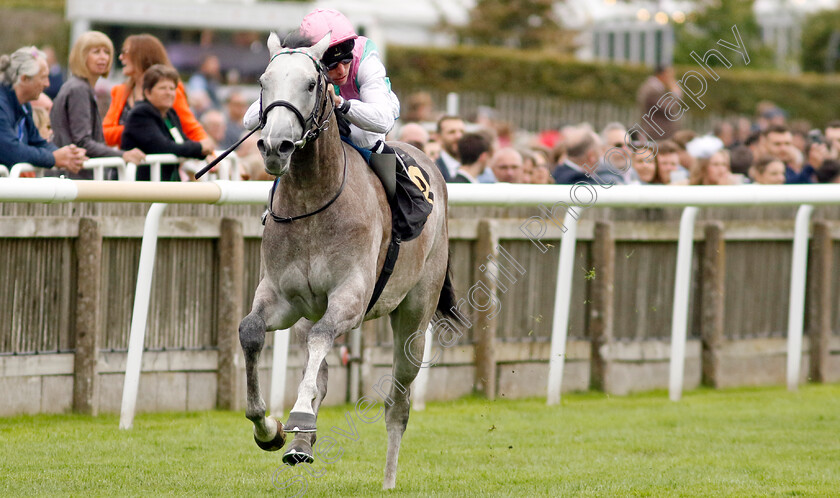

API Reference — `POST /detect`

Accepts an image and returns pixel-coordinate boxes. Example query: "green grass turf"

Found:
[1,384,838,497]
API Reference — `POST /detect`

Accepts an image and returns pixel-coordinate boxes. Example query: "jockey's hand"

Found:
[327,85,342,108]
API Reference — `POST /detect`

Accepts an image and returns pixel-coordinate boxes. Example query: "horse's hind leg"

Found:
[239,310,286,451]
[382,292,438,489]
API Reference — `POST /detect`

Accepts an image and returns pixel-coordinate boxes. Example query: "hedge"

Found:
[386,45,840,127]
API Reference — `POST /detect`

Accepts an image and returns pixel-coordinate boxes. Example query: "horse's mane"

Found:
[281,31,313,50]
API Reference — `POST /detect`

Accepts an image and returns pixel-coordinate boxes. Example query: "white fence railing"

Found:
[1,181,838,428]
[0,152,241,182]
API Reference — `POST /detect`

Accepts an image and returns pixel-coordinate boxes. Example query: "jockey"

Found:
[244,8,400,154]
[246,8,432,241]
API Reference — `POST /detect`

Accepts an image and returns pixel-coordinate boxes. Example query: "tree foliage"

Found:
[0,8,68,60]
[673,0,774,70]
[388,44,840,127]
[800,9,840,73]
[455,0,576,54]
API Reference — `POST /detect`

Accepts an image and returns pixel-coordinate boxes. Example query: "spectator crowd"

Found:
[0,32,260,181]
[396,68,840,187]
[2,33,839,187]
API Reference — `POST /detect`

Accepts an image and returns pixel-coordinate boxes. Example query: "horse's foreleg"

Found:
[239,311,286,451]
[283,321,323,465]
[286,294,364,434]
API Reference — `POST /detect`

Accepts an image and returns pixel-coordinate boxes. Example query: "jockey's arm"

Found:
[342,54,400,135]
[241,54,400,134]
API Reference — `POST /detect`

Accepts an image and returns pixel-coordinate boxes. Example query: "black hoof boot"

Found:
[285,411,317,433]
[253,417,286,452]
[282,438,315,466]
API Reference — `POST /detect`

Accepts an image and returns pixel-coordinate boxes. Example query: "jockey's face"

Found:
[327,60,351,86]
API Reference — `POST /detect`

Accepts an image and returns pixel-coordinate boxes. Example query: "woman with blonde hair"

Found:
[103,34,211,151]
[50,31,145,171]
[690,149,738,185]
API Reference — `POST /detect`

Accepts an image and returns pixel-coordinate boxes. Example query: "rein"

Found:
[266,144,347,224]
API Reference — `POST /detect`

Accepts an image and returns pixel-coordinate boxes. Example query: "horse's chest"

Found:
[266,232,367,297]
[274,258,341,291]
[262,203,381,314]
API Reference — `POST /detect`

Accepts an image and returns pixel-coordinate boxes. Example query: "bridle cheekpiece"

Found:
[260,48,347,225]
[259,49,335,150]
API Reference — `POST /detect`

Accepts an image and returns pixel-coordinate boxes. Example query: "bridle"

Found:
[195,47,347,224]
[261,49,346,224]
[259,49,335,150]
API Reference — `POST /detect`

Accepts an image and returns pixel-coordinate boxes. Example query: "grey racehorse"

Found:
[238,33,456,489]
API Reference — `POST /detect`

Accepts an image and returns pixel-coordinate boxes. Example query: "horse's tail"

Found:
[436,251,458,321]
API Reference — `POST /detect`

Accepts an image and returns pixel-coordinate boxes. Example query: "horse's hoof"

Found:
[254,417,286,452]
[285,411,317,433]
[282,440,315,466]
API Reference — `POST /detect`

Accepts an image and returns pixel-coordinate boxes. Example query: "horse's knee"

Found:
[239,313,266,353]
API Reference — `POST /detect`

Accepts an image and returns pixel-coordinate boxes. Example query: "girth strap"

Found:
[365,231,401,314]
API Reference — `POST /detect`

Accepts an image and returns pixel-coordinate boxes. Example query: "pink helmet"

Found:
[300,8,358,47]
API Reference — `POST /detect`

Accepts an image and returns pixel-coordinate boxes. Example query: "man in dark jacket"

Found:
[434,115,464,182]
[552,129,602,185]
[0,46,85,171]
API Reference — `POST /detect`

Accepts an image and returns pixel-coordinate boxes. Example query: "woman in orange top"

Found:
[103,34,212,150]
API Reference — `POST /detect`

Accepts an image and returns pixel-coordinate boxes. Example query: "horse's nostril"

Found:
[278,141,295,155]
[258,139,294,157]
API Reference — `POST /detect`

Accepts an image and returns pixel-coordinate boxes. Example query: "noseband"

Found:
[260,49,335,150]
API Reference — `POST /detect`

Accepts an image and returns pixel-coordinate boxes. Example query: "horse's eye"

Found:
[308,81,316,92]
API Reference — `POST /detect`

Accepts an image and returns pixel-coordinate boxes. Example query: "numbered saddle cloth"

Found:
[391,146,434,242]
[341,134,434,242]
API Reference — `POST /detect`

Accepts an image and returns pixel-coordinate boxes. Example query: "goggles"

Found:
[322,39,354,70]
[325,57,352,71]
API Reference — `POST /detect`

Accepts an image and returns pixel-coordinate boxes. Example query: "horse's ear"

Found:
[267,32,283,55]
[308,33,331,61]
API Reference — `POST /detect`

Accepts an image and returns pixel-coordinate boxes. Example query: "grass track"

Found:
[1,385,838,496]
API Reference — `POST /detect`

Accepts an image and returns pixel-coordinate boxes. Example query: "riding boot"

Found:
[368,148,398,202]
[371,143,433,242]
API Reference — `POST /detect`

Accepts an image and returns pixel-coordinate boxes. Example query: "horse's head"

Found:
[258,32,331,176]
